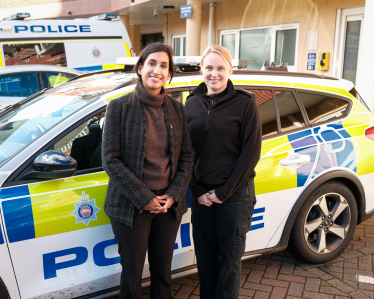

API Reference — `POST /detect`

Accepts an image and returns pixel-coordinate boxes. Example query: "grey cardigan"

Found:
[102,91,194,226]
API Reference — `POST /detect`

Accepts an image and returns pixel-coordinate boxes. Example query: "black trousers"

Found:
[191,181,256,299]
[111,208,181,299]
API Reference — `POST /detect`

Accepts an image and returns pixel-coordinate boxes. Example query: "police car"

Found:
[0,13,132,72]
[0,58,374,299]
[0,65,82,107]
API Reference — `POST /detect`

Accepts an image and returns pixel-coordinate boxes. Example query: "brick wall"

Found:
[0,0,75,9]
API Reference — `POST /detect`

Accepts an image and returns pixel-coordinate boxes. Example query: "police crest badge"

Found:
[71,191,101,226]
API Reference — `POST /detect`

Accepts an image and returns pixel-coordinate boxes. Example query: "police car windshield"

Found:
[0,73,127,166]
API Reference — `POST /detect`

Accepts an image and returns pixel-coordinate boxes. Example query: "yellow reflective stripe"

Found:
[2,41,63,44]
[261,136,289,157]
[164,82,189,88]
[352,137,374,176]
[190,80,203,85]
[254,153,297,195]
[102,64,124,70]
[64,39,123,42]
[0,49,3,68]
[124,41,131,57]
[106,89,134,102]
[272,142,293,154]
[292,83,354,99]
[342,113,371,128]
[344,124,370,137]
[231,80,292,87]
[32,184,110,238]
[350,101,369,113]
[182,91,189,105]
[28,172,109,196]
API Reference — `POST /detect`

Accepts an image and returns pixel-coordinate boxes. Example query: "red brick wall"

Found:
[0,0,75,9]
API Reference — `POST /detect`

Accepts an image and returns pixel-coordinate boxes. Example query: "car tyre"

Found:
[288,180,357,263]
[0,277,10,299]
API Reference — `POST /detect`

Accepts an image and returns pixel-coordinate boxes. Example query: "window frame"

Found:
[165,86,191,104]
[172,34,187,56]
[4,106,106,187]
[220,23,300,71]
[237,86,309,140]
[293,88,353,128]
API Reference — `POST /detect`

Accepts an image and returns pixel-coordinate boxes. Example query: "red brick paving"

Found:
[108,215,374,298]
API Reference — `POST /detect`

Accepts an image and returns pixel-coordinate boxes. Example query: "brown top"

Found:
[135,81,170,191]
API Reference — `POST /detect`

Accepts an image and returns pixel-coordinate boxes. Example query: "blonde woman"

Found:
[185,45,262,298]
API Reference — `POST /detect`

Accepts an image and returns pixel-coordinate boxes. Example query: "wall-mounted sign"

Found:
[307,53,316,70]
[307,30,318,50]
[181,4,192,18]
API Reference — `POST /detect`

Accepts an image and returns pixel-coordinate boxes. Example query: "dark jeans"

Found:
[191,181,256,299]
[111,207,181,299]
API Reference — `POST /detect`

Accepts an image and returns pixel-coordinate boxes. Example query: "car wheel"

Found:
[0,277,10,299]
[288,180,357,263]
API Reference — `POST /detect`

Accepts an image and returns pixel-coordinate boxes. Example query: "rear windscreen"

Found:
[3,42,67,66]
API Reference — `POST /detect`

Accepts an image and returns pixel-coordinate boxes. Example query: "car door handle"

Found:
[279,154,310,169]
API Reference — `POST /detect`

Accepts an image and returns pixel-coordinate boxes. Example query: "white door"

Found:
[334,7,365,85]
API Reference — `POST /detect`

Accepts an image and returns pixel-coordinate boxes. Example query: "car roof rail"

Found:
[116,56,253,73]
[2,12,30,21]
[88,13,118,21]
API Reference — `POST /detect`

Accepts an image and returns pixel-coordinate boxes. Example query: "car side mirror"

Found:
[20,150,77,180]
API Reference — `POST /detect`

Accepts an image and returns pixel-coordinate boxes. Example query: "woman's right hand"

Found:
[145,197,166,213]
[197,194,213,206]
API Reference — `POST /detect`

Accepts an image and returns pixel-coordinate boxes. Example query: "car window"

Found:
[46,72,77,87]
[246,89,278,137]
[275,90,306,132]
[53,111,106,171]
[3,42,67,67]
[297,92,350,124]
[0,72,39,97]
[167,90,191,104]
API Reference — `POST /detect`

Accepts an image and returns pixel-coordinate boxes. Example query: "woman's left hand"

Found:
[152,194,176,213]
[207,190,223,204]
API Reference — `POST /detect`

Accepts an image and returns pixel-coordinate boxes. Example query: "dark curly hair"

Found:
[133,42,175,83]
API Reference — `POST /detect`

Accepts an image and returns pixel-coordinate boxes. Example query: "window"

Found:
[166,89,191,104]
[220,23,299,71]
[0,72,39,97]
[3,42,67,66]
[46,72,77,87]
[246,89,278,137]
[275,90,305,132]
[297,92,349,124]
[172,34,186,56]
[53,111,106,171]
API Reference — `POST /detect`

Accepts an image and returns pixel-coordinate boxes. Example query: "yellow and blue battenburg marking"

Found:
[255,99,374,196]
[1,172,110,243]
[1,173,266,245]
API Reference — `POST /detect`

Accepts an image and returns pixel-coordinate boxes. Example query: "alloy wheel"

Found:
[304,193,351,254]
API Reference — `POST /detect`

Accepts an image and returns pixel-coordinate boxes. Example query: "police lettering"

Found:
[42,223,192,279]
[14,25,91,33]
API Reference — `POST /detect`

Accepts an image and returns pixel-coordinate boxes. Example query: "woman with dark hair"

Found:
[102,42,194,299]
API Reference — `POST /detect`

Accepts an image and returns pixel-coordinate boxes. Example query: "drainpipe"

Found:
[208,3,215,46]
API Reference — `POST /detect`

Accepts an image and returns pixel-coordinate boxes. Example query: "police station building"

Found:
[1,0,373,109]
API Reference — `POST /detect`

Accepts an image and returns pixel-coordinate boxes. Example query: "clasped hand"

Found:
[145,194,175,213]
[197,190,222,206]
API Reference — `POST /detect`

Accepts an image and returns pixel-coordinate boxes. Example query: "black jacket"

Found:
[102,91,194,226]
[185,79,262,202]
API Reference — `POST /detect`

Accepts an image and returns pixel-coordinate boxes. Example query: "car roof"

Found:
[171,69,355,93]
[0,65,83,75]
